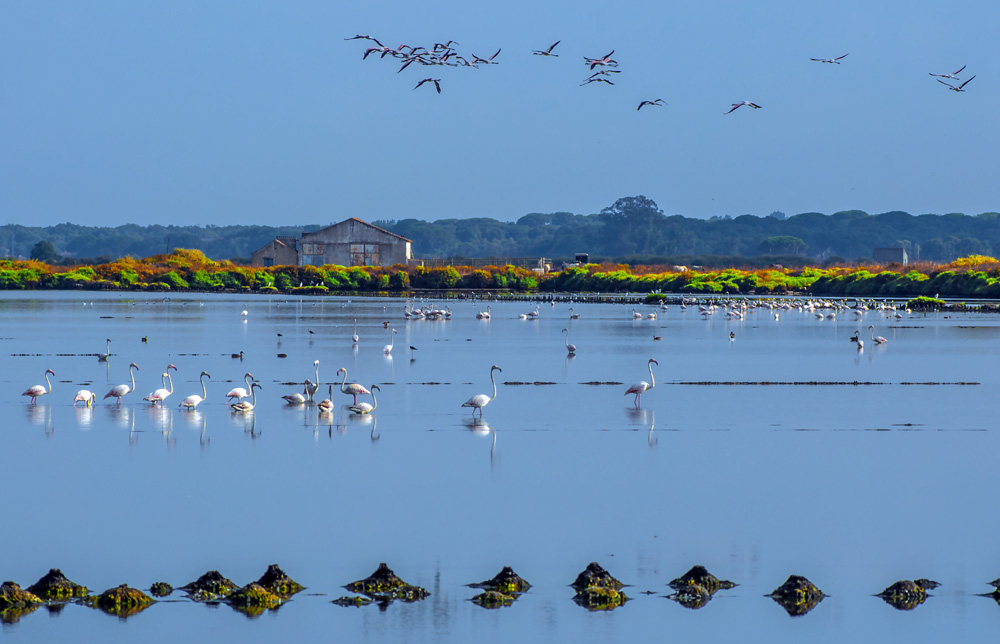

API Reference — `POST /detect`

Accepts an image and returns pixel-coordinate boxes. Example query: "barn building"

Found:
[250,218,412,267]
[873,247,908,266]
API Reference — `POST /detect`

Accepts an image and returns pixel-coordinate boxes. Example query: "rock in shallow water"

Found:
[27,568,89,600]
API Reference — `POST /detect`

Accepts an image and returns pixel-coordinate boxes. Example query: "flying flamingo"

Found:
[637,99,666,110]
[180,371,211,409]
[226,372,255,402]
[383,328,397,354]
[625,358,658,408]
[562,328,577,354]
[811,53,849,64]
[73,390,96,407]
[414,78,442,93]
[144,364,178,405]
[305,360,320,400]
[937,75,975,92]
[471,48,501,65]
[349,384,380,415]
[585,50,617,69]
[929,64,966,80]
[533,41,560,56]
[104,362,139,405]
[337,367,371,405]
[231,382,261,412]
[22,368,55,404]
[462,365,502,418]
[868,325,888,345]
[726,101,762,114]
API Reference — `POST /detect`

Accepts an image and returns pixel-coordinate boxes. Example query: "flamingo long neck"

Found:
[490,368,498,402]
[45,371,52,393]
[314,362,320,383]
[166,372,173,394]
[388,331,395,349]
[129,366,137,391]
[339,370,348,394]
[244,373,252,391]
[200,374,208,399]
[250,385,258,406]
[564,330,570,348]
[370,388,378,412]
[648,361,656,389]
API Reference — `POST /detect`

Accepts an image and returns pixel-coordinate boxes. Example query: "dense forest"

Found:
[4,196,1000,265]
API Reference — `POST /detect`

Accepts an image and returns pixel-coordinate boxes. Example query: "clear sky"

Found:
[2,1,998,228]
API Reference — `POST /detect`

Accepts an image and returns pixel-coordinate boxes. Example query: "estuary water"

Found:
[1,292,999,643]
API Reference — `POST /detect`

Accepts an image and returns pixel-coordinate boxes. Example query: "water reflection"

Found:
[74,404,95,428]
[463,417,496,460]
[25,403,53,436]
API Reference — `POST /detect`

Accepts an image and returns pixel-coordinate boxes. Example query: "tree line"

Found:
[6,196,1000,264]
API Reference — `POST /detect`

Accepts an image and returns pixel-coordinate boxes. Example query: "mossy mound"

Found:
[769,575,825,617]
[669,565,736,594]
[26,569,89,600]
[667,583,713,609]
[345,563,429,602]
[331,595,374,607]
[180,570,239,601]
[149,582,173,597]
[571,562,623,591]
[256,564,304,596]
[469,566,531,595]
[990,577,1000,589]
[878,579,939,610]
[226,583,282,609]
[86,584,154,617]
[471,590,515,609]
[0,581,43,609]
[573,585,628,610]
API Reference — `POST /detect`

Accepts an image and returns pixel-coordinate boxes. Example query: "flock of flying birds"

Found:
[347,35,978,113]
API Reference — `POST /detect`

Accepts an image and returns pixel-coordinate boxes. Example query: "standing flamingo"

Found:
[305,360,320,400]
[337,367,371,405]
[383,328,397,354]
[22,368,55,404]
[226,372,255,402]
[349,384,380,414]
[462,365,502,417]
[569,308,580,320]
[144,364,178,405]
[73,389,97,407]
[476,306,492,320]
[352,319,359,344]
[561,328,577,354]
[231,382,261,412]
[98,338,111,361]
[180,371,211,409]
[104,362,139,405]
[868,325,888,345]
[624,358,658,407]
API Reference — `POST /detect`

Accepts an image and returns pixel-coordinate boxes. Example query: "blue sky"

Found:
[2,1,998,227]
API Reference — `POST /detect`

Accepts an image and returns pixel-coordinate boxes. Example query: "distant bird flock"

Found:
[346,35,977,112]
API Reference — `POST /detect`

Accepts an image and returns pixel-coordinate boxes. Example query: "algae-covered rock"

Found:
[0,581,43,609]
[149,582,173,597]
[769,575,825,617]
[332,595,374,607]
[226,583,282,609]
[471,590,515,608]
[571,562,623,591]
[256,564,304,596]
[573,585,628,610]
[669,565,736,593]
[469,566,532,595]
[667,583,713,609]
[180,570,239,601]
[345,563,429,602]
[877,579,939,611]
[990,577,1000,589]
[87,584,154,617]
[26,569,89,600]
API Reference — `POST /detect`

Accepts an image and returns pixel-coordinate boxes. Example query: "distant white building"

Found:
[873,247,908,265]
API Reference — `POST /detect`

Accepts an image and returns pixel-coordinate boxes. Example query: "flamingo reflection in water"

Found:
[463,416,496,460]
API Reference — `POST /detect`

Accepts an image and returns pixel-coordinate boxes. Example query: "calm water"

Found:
[2,292,999,642]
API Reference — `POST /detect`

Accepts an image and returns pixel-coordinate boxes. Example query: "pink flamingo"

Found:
[625,358,658,407]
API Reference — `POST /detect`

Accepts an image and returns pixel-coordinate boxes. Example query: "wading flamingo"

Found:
[180,371,211,409]
[305,360,320,400]
[562,328,577,354]
[868,325,888,345]
[231,382,261,412]
[476,306,492,320]
[352,319,359,344]
[337,367,370,405]
[349,384,380,414]
[462,365,502,417]
[383,328,397,354]
[226,372,255,402]
[625,358,658,407]
[105,362,139,405]
[74,389,96,407]
[144,364,178,405]
[23,368,55,404]
[98,338,111,361]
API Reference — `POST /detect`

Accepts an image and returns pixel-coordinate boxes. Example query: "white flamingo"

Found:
[337,367,371,405]
[73,389,96,407]
[231,382,261,412]
[180,371,211,409]
[569,307,580,320]
[476,305,492,320]
[226,372,254,402]
[624,358,658,408]
[349,384,380,414]
[282,386,308,405]
[305,360,319,400]
[22,368,55,404]
[104,362,139,405]
[929,64,966,80]
[868,325,888,345]
[144,364,178,405]
[632,309,643,319]
[462,365,502,417]
[98,338,111,362]
[725,101,762,114]
[318,385,335,413]
[562,328,577,354]
[352,319,359,344]
[383,328,397,354]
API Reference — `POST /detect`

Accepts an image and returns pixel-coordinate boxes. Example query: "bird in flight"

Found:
[471,49,501,65]
[414,78,442,93]
[725,101,762,114]
[585,50,618,70]
[929,65,966,80]
[637,99,666,110]
[810,53,849,64]
[581,77,614,86]
[345,35,382,46]
[937,75,975,92]
[533,41,561,56]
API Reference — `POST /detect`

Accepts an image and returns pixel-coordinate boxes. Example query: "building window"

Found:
[351,244,379,266]
[302,243,324,255]
[263,257,274,267]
